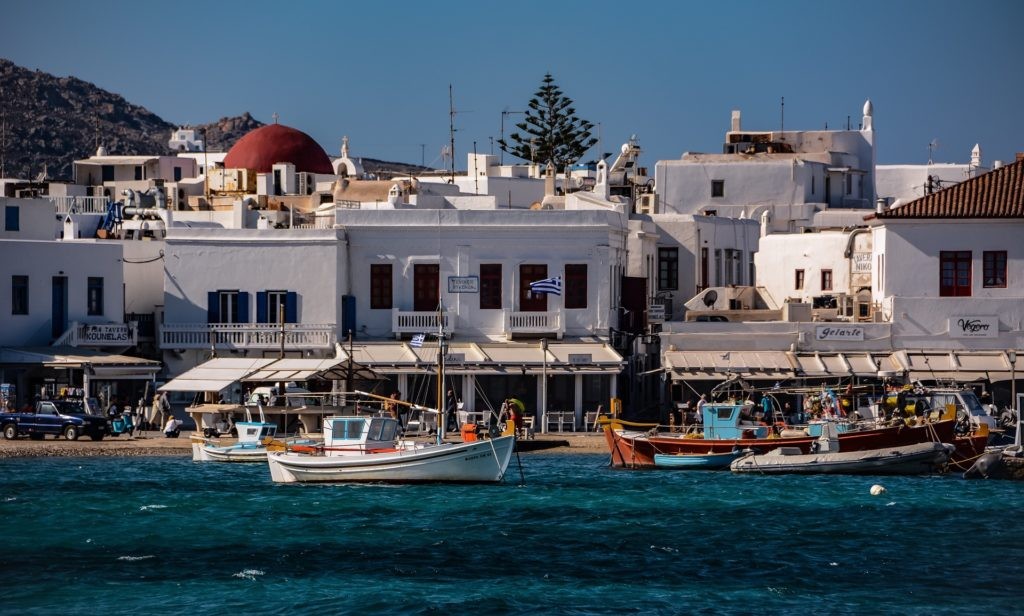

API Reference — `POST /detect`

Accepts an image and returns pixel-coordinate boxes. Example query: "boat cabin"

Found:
[235,422,277,446]
[702,402,770,439]
[321,416,402,454]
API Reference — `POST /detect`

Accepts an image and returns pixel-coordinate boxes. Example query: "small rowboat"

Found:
[653,449,746,470]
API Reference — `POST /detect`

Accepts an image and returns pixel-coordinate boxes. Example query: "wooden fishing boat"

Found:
[604,399,966,469]
[192,421,281,463]
[653,448,746,470]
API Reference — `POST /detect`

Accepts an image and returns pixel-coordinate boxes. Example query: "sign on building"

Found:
[81,324,133,345]
[852,252,872,273]
[949,316,998,338]
[815,325,864,341]
[648,304,666,322]
[447,276,479,293]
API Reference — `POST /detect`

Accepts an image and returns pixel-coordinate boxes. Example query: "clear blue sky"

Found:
[3,0,1022,169]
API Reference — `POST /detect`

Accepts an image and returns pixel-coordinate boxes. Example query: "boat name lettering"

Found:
[815,326,864,341]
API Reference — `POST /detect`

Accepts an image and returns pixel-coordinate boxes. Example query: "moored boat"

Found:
[266,414,515,483]
[653,448,746,470]
[192,421,282,463]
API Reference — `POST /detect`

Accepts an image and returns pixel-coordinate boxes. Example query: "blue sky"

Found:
[3,0,1022,168]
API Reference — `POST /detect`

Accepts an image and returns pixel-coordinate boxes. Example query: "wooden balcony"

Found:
[160,323,335,350]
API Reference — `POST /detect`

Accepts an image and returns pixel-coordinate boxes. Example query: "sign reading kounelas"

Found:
[949,316,999,338]
[81,324,132,344]
[815,325,864,341]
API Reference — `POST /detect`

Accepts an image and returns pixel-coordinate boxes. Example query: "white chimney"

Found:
[731,110,741,132]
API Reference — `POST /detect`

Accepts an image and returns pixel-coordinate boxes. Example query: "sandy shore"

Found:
[0,430,608,459]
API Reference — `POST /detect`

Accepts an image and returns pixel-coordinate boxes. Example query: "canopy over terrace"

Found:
[159,357,382,394]
[344,340,624,375]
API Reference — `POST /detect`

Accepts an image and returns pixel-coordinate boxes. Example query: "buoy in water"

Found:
[870,484,886,496]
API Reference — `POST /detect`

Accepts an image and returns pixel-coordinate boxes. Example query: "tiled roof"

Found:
[873,157,1024,219]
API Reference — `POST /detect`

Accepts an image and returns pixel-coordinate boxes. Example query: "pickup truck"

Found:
[0,400,109,441]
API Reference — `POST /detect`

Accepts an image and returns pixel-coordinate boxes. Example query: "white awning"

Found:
[242,357,382,382]
[665,350,794,381]
[158,358,274,393]
[892,350,1009,382]
[0,346,160,378]
[347,340,624,375]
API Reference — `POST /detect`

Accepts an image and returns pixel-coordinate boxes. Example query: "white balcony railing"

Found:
[392,310,449,339]
[506,310,563,339]
[161,323,336,350]
[47,196,110,215]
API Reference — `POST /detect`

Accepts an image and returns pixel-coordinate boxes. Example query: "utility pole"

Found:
[449,85,456,183]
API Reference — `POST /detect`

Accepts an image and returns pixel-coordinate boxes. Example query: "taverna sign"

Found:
[949,316,998,338]
[815,325,864,341]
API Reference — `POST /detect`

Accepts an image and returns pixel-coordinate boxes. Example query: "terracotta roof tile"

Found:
[873,158,1024,219]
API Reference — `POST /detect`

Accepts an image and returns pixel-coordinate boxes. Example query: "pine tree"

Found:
[498,73,597,168]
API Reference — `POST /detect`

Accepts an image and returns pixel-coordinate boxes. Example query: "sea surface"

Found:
[1,453,1021,615]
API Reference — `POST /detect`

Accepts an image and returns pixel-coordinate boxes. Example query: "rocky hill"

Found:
[0,59,423,181]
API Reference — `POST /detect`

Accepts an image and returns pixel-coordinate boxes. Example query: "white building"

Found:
[876,144,990,204]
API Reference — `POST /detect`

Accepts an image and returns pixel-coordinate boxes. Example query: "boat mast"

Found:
[436,301,446,445]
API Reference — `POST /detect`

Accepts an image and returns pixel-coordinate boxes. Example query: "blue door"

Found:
[52,276,68,339]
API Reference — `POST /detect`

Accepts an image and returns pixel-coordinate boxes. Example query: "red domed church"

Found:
[223,123,333,175]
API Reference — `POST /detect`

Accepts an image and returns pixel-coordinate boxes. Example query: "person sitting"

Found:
[163,416,183,438]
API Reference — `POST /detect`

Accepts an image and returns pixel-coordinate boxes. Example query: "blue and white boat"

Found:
[653,448,747,470]
[191,420,281,463]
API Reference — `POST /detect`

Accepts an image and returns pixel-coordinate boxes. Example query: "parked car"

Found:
[0,400,109,441]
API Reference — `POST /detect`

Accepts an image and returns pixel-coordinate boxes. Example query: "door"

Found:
[519,264,548,312]
[413,264,440,312]
[52,276,68,339]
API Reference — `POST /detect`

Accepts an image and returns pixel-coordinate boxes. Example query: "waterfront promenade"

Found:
[0,431,607,458]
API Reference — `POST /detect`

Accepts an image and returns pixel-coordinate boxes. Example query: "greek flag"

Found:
[410,333,426,348]
[529,276,562,296]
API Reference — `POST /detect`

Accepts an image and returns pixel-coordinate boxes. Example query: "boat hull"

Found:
[730,442,952,475]
[605,419,961,469]
[192,441,270,463]
[266,435,516,483]
[653,451,744,470]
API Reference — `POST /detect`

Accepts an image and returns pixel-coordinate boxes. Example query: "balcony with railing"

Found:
[392,310,449,339]
[160,323,336,350]
[47,196,110,215]
[505,310,563,339]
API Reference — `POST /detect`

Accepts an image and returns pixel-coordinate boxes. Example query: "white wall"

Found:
[162,229,342,326]
[0,197,57,240]
[755,230,870,305]
[0,239,124,345]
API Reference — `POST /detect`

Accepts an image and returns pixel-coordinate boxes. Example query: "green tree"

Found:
[498,73,597,168]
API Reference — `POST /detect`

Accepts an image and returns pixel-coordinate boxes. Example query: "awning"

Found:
[0,346,160,379]
[665,350,794,381]
[242,357,383,382]
[347,340,624,375]
[892,350,1010,382]
[158,358,274,392]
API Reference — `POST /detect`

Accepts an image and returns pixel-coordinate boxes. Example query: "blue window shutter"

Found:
[237,292,250,323]
[256,292,267,323]
[285,292,298,323]
[207,291,220,323]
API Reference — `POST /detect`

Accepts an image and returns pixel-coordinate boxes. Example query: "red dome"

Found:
[223,124,334,175]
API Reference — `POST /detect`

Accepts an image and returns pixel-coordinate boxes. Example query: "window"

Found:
[519,264,548,312]
[811,175,816,196]
[714,250,722,286]
[207,290,249,323]
[845,174,852,195]
[795,269,805,290]
[173,166,183,182]
[821,269,833,291]
[134,166,143,181]
[87,277,104,316]
[658,248,678,291]
[370,264,392,309]
[711,180,725,198]
[413,264,439,312]
[11,275,28,315]
[101,165,114,182]
[565,264,587,309]
[940,251,972,297]
[256,290,297,323]
[4,205,19,231]
[983,251,1007,288]
[480,264,502,310]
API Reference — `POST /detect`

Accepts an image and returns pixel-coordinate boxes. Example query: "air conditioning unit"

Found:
[636,193,657,214]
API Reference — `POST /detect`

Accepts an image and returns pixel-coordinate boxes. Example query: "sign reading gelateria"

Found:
[81,324,132,344]
[949,316,998,338]
[815,325,864,341]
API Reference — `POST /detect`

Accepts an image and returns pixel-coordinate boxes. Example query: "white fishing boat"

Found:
[730,421,952,475]
[191,420,280,463]
[266,414,515,483]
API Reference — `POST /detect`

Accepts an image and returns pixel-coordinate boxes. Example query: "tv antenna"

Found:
[927,138,939,164]
[448,85,456,183]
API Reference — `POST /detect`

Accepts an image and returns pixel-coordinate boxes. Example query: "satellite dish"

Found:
[703,290,718,308]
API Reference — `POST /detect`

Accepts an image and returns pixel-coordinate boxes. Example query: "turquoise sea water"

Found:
[1,453,1022,615]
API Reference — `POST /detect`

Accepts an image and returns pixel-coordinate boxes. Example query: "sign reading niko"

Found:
[950,316,998,338]
[447,276,478,293]
[815,325,864,341]
[81,324,132,345]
